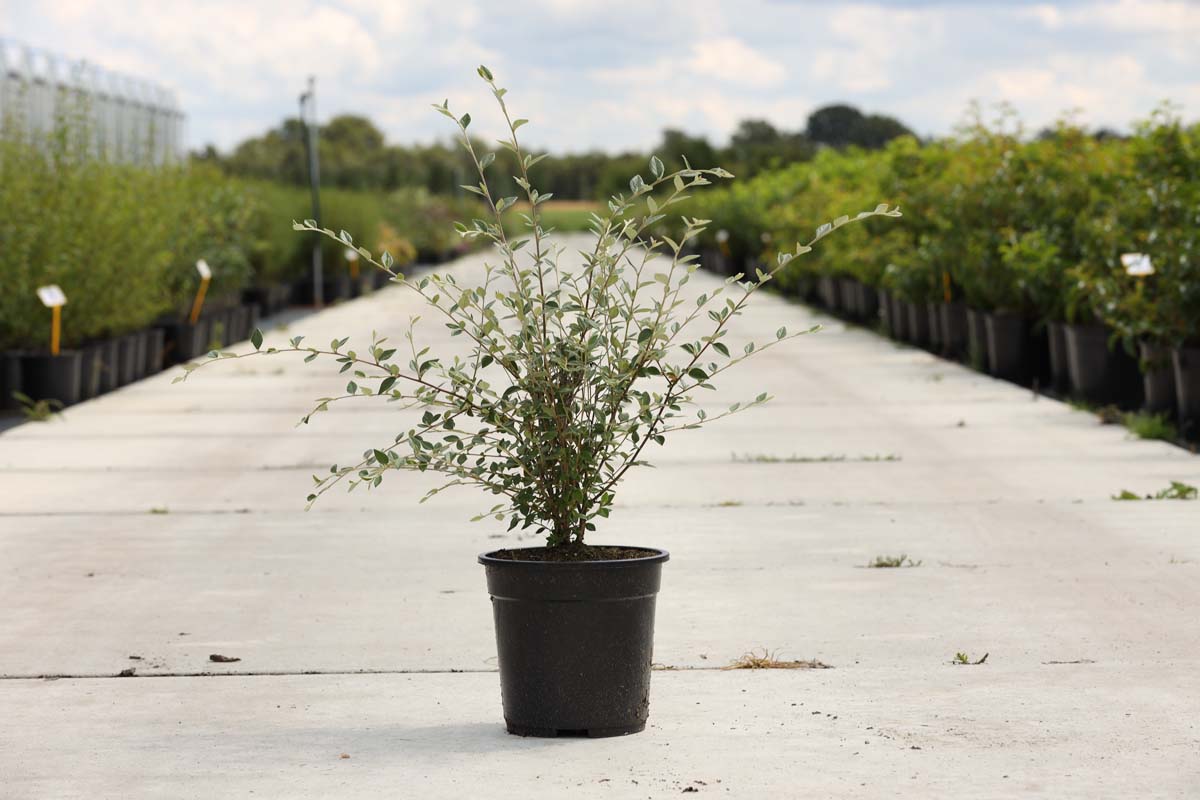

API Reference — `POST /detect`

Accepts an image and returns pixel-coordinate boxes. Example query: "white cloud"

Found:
[3,0,1198,152]
[686,37,786,87]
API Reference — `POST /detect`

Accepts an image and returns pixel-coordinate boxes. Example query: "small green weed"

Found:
[12,391,63,422]
[1122,411,1177,442]
[953,652,988,665]
[148,507,169,515]
[868,554,922,568]
[1112,481,1197,501]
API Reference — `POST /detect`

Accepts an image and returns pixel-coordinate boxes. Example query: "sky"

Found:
[3,0,1199,154]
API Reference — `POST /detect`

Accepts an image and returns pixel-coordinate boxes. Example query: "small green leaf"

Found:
[373,449,390,465]
[250,328,263,350]
[460,113,471,128]
[649,155,664,179]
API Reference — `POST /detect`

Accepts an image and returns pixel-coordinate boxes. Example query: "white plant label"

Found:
[344,248,360,262]
[1121,253,1154,277]
[195,259,212,279]
[37,284,67,307]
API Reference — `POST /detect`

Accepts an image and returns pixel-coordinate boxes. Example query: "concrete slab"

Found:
[2,668,1197,798]
[1,237,1198,796]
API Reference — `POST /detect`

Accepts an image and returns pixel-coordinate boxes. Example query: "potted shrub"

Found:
[176,68,900,736]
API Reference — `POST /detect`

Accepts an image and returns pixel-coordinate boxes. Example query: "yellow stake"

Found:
[189,276,211,324]
[348,258,360,280]
[50,305,61,356]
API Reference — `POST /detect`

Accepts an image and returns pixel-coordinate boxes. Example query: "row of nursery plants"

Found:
[0,125,483,413]
[680,108,1200,437]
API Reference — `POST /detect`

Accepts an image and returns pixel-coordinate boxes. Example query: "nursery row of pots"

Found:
[813,273,1200,433]
[1,268,399,414]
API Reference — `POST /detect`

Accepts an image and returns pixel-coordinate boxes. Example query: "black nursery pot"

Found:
[890,295,909,341]
[926,303,942,352]
[1046,321,1071,393]
[115,331,148,386]
[817,275,838,311]
[479,547,669,738]
[906,301,930,347]
[858,285,879,323]
[939,302,968,359]
[966,309,990,372]
[1139,342,1176,415]
[838,279,859,319]
[21,351,82,407]
[878,289,893,334]
[1173,345,1200,432]
[0,352,22,410]
[161,320,211,365]
[985,312,1029,383]
[1065,324,1141,408]
[144,328,166,376]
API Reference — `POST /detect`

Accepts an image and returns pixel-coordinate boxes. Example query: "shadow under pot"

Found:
[20,351,82,407]
[1065,324,1142,408]
[1139,342,1176,416]
[1172,345,1200,432]
[965,309,990,372]
[939,303,968,359]
[479,547,668,738]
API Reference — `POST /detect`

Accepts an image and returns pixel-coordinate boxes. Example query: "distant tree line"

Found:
[194,103,917,201]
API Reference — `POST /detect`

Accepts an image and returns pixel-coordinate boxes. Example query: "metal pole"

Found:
[300,76,323,307]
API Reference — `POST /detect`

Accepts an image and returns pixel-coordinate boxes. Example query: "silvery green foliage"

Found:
[178,67,900,547]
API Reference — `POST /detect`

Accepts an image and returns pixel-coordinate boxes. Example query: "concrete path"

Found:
[2,239,1198,798]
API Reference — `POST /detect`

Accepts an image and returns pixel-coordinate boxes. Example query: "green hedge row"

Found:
[680,109,1200,348]
[0,130,483,351]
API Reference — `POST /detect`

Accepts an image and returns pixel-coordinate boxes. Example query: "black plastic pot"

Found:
[890,295,909,341]
[1046,322,1071,393]
[293,274,353,306]
[145,328,166,376]
[21,351,82,407]
[926,303,942,353]
[838,279,859,319]
[79,340,108,400]
[878,289,893,335]
[114,333,139,387]
[1065,324,1141,407]
[161,320,211,365]
[859,285,879,323]
[1139,342,1176,415]
[966,309,990,371]
[479,547,669,737]
[1173,345,1200,432]
[1,352,22,410]
[906,301,930,346]
[985,312,1029,383]
[939,302,968,359]
[817,276,838,311]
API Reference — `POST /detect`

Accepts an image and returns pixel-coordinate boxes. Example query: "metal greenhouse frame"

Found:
[0,38,185,165]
